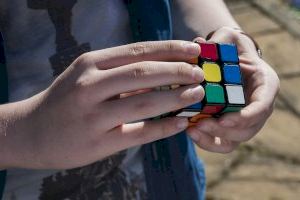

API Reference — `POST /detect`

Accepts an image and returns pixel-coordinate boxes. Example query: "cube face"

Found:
[200,43,218,61]
[203,63,222,83]
[175,42,246,125]
[218,44,239,63]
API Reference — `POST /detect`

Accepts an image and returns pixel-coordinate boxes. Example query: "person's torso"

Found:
[0,1,148,199]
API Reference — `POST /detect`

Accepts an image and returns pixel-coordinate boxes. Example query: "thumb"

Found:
[206,27,257,57]
[193,37,206,43]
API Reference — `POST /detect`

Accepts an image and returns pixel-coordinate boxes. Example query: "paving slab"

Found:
[250,107,300,159]
[231,7,281,36]
[280,77,300,115]
[197,149,239,186]
[207,180,300,200]
[230,154,300,181]
[226,0,251,14]
[207,150,300,199]
[275,97,286,110]
[254,32,300,75]
[252,0,300,38]
[196,105,300,195]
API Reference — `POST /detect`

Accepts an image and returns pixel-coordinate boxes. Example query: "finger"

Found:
[195,118,263,142]
[207,27,236,44]
[218,102,272,129]
[87,40,201,70]
[192,37,206,43]
[207,27,258,57]
[186,127,239,153]
[190,37,206,63]
[95,61,204,101]
[100,117,189,154]
[218,66,277,130]
[100,84,204,127]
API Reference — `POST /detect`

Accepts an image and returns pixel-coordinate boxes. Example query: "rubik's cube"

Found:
[176,42,246,126]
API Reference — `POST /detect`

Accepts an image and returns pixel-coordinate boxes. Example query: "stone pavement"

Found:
[196,1,300,199]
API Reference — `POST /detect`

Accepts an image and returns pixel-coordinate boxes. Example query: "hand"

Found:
[187,27,280,153]
[1,40,205,169]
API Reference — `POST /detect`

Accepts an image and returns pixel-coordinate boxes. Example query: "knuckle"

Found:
[164,40,177,52]
[75,75,92,89]
[74,52,93,68]
[129,42,147,58]
[131,62,149,79]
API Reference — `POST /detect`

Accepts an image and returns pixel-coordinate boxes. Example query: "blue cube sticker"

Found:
[223,64,242,84]
[186,102,202,110]
[218,44,239,63]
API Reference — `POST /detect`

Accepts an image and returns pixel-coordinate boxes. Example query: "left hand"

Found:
[186,27,280,153]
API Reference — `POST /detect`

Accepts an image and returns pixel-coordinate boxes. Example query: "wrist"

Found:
[0,96,40,169]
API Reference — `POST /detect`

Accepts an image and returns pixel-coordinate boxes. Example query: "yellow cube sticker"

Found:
[203,63,221,82]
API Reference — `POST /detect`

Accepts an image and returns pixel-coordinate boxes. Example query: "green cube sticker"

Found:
[222,106,242,113]
[205,83,225,104]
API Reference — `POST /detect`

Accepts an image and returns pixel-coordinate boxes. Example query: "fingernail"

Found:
[183,42,200,56]
[176,118,189,130]
[220,120,236,127]
[192,66,203,82]
[191,85,204,100]
[214,137,222,145]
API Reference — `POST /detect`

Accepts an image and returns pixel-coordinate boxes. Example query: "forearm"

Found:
[0,98,37,169]
[172,0,240,39]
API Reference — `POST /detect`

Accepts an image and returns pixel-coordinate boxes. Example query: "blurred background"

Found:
[196,0,300,199]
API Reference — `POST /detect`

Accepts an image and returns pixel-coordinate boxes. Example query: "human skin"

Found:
[173,0,280,153]
[0,40,205,170]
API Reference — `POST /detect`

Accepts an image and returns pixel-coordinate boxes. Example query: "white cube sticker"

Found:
[226,85,245,104]
[176,111,200,117]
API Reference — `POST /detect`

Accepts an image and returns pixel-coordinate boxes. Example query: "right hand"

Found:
[1,40,204,170]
